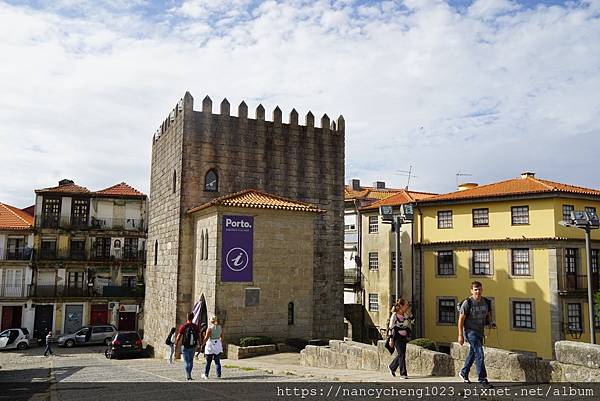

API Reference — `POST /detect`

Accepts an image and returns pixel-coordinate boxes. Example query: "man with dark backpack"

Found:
[458,281,493,387]
[175,312,200,380]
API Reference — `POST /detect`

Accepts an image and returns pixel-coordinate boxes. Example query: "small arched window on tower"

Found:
[154,240,158,266]
[204,169,218,192]
[288,302,294,325]
[204,230,209,259]
[172,170,177,194]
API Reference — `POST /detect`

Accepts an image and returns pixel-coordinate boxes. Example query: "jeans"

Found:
[388,339,407,376]
[181,347,195,379]
[460,330,487,383]
[168,344,175,364]
[205,353,222,378]
[44,342,53,356]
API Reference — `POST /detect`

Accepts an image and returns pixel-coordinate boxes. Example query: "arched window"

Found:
[288,302,294,325]
[172,170,177,194]
[154,240,158,266]
[204,169,218,192]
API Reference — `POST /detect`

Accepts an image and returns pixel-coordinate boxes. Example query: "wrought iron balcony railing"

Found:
[558,273,600,293]
[2,247,33,261]
[0,284,30,298]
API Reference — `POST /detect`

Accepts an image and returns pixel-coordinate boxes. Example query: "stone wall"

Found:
[192,206,315,343]
[300,340,453,377]
[301,339,600,382]
[143,96,187,357]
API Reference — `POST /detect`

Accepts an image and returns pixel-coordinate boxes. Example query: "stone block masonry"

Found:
[145,92,345,356]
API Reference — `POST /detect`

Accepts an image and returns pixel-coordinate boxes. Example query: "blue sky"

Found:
[1,0,599,206]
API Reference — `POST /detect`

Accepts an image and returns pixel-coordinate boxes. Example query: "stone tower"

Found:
[144,92,345,354]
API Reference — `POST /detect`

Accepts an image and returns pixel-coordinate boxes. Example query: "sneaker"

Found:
[388,366,396,377]
[400,375,407,379]
[201,374,208,379]
[459,371,470,383]
[479,379,492,388]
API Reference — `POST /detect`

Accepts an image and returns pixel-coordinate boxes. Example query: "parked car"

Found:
[105,331,144,359]
[0,328,30,350]
[58,325,117,347]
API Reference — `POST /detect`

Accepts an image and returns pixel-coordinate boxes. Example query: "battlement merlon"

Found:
[152,92,345,143]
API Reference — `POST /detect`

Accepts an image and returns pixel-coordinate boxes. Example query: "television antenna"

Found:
[397,165,417,190]
[456,171,473,188]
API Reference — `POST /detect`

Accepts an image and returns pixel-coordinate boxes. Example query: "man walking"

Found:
[44,331,55,356]
[175,312,200,380]
[458,281,491,387]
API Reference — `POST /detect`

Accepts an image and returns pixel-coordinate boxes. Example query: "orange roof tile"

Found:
[94,182,146,198]
[419,176,600,204]
[188,189,324,214]
[360,189,437,210]
[345,185,402,201]
[0,202,34,230]
[35,182,90,194]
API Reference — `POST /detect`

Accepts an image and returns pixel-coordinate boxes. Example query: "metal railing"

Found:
[36,248,145,262]
[32,285,144,298]
[2,247,33,261]
[558,274,600,292]
[344,268,363,287]
[37,215,145,231]
[0,284,30,297]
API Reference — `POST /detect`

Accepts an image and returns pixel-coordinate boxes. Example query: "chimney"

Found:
[458,183,478,191]
[373,181,386,190]
[521,171,535,179]
[58,179,74,186]
[350,179,361,191]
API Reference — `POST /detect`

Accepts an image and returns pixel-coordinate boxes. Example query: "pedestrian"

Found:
[458,281,492,387]
[175,312,201,380]
[201,315,223,379]
[165,327,176,365]
[387,298,413,379]
[44,331,55,356]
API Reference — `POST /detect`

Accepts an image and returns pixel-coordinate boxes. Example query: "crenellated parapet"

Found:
[152,93,345,144]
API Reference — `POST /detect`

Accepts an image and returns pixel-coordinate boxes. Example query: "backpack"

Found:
[458,297,493,325]
[165,332,172,346]
[182,324,198,348]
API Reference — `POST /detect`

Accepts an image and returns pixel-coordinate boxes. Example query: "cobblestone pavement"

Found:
[0,345,326,383]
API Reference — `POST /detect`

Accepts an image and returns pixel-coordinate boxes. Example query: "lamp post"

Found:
[379,204,414,305]
[560,210,600,345]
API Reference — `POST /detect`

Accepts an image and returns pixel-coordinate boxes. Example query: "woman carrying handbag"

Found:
[387,298,414,379]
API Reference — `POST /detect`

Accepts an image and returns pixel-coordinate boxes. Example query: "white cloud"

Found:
[0,0,599,206]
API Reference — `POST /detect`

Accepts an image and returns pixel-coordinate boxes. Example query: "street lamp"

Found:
[559,210,600,344]
[380,204,414,305]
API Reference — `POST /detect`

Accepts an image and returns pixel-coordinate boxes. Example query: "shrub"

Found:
[409,338,437,351]
[285,338,309,350]
[239,336,272,347]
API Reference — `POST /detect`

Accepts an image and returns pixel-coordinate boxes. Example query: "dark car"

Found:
[105,332,145,359]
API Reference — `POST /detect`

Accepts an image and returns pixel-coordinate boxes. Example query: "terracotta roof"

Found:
[21,205,35,217]
[0,202,34,230]
[360,189,437,211]
[94,182,146,198]
[345,185,402,201]
[35,182,90,194]
[419,176,600,203]
[188,189,324,214]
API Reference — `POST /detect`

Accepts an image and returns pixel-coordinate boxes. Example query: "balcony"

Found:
[0,284,30,297]
[32,285,144,298]
[558,273,600,294]
[2,247,33,261]
[90,218,145,231]
[344,268,363,288]
[37,216,145,231]
[36,249,145,262]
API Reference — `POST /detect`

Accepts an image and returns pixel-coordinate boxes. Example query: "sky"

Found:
[1,0,599,207]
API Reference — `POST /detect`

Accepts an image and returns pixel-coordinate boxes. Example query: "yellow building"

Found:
[415,172,600,359]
